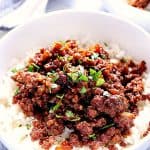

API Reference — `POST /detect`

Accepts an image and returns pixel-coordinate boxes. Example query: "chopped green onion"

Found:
[26,124,31,130]
[28,63,40,72]
[11,68,18,73]
[67,56,73,61]
[33,63,40,69]
[67,72,88,82]
[57,55,64,61]
[28,65,34,72]
[90,68,102,81]
[96,78,105,87]
[47,72,59,82]
[100,123,115,130]
[65,110,74,118]
[67,72,79,82]
[52,76,59,82]
[65,110,80,121]
[89,68,104,86]
[100,54,106,59]
[70,116,80,122]
[89,68,96,76]
[93,71,102,81]
[78,60,82,64]
[89,134,96,140]
[56,114,63,118]
[56,94,64,99]
[78,74,88,82]
[91,53,99,60]
[50,102,61,113]
[14,87,19,96]
[80,86,87,94]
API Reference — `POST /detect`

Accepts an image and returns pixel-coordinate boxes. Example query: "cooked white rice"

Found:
[0,42,150,150]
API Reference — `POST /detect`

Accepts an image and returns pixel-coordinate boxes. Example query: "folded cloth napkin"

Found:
[0,0,104,30]
[0,0,48,29]
[0,141,7,150]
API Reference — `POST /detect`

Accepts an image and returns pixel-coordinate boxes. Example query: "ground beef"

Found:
[11,40,149,150]
[68,133,80,146]
[114,112,135,131]
[142,122,150,137]
[91,118,106,128]
[91,95,128,117]
[76,121,93,136]
[128,0,150,8]
[87,106,98,119]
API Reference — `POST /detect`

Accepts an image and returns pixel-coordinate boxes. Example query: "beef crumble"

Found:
[128,0,150,8]
[11,40,150,150]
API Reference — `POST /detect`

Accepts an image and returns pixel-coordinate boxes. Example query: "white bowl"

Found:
[0,10,150,150]
[103,0,150,32]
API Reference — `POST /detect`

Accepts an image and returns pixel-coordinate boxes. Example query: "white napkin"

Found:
[0,0,48,28]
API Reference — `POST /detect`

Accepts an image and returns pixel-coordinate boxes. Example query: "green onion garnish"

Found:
[57,55,64,61]
[89,68,105,86]
[65,110,74,118]
[56,94,64,99]
[47,72,59,82]
[96,78,105,87]
[100,123,115,130]
[78,60,82,64]
[67,72,79,82]
[89,133,96,140]
[28,63,40,72]
[28,65,34,72]
[78,74,88,82]
[70,116,80,122]
[89,68,96,76]
[100,54,106,59]
[91,53,99,60]
[14,87,19,96]
[55,114,63,118]
[50,102,61,113]
[94,71,102,81]
[89,68,102,81]
[11,68,18,73]
[80,86,87,94]
[65,110,80,121]
[67,56,73,61]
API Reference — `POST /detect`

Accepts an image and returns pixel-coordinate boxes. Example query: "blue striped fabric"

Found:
[0,141,7,150]
[0,0,25,18]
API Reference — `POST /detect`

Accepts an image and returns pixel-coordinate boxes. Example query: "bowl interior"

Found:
[0,11,150,78]
[0,10,150,149]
